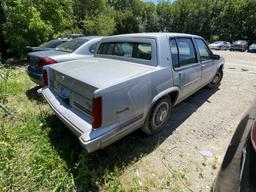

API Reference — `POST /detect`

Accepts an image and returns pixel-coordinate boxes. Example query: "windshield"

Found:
[55,38,88,52]
[234,40,246,45]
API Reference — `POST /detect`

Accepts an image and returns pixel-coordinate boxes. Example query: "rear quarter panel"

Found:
[98,67,174,128]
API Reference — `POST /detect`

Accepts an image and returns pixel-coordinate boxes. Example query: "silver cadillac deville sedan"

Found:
[39,33,224,152]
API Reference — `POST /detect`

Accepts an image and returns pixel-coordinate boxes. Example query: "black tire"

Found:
[142,97,171,135]
[206,70,223,89]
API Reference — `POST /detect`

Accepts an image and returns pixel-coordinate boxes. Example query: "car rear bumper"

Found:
[230,47,246,51]
[27,66,43,85]
[39,88,144,153]
[248,49,256,53]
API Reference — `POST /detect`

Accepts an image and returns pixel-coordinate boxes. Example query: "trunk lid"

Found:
[49,57,156,89]
[27,50,67,70]
[48,57,156,116]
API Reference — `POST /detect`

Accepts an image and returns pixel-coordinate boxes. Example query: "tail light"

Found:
[92,97,102,129]
[42,69,48,86]
[40,57,57,68]
[251,120,256,151]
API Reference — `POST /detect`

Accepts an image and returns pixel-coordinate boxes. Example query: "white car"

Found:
[209,41,231,50]
[40,33,225,152]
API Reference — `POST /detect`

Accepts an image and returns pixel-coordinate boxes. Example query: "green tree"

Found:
[169,0,212,39]
[109,0,144,34]
[3,0,74,57]
[0,2,7,58]
[142,2,159,32]
[73,0,115,35]
[157,1,172,32]
[219,0,256,41]
[33,0,74,37]
[4,0,53,56]
[83,15,115,35]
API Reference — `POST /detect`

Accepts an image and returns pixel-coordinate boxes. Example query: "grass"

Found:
[0,66,188,191]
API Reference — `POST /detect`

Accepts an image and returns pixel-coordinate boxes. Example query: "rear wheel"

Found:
[142,97,171,135]
[206,70,223,89]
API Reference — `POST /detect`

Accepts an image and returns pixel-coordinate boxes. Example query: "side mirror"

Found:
[212,54,220,60]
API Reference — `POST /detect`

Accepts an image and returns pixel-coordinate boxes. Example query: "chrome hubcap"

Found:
[152,102,169,128]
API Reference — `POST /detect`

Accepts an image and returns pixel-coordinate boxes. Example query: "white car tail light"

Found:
[92,97,102,129]
[40,57,57,68]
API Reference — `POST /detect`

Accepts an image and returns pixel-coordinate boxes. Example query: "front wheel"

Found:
[206,70,223,89]
[142,97,171,135]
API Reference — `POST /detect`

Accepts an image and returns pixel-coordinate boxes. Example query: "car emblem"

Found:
[61,75,65,81]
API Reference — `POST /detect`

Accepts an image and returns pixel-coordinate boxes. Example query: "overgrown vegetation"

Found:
[0,67,188,191]
[0,0,256,58]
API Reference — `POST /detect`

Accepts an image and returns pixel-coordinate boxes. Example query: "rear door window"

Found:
[170,39,179,68]
[195,39,212,61]
[176,38,197,66]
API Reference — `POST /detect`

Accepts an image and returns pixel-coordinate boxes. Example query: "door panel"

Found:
[194,38,217,85]
[201,60,216,84]
[174,64,202,100]
[170,38,202,100]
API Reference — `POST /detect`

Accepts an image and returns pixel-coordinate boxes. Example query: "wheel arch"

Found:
[219,64,224,71]
[151,87,180,107]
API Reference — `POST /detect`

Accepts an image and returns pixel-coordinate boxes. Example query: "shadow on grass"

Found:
[26,86,44,103]
[44,87,219,191]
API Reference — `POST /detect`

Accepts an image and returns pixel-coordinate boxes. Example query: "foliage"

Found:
[3,0,74,57]
[73,0,115,35]
[83,15,116,35]
[1,0,256,57]
[109,0,144,34]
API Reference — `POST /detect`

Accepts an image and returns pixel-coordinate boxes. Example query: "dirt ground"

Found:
[118,51,256,191]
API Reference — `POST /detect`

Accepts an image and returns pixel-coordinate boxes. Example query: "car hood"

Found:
[48,57,157,89]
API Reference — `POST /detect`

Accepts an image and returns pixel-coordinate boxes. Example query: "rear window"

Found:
[97,42,152,60]
[39,40,65,48]
[55,38,88,52]
[234,40,246,45]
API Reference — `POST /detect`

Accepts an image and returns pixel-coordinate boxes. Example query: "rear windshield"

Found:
[39,40,65,48]
[97,42,152,60]
[55,38,88,52]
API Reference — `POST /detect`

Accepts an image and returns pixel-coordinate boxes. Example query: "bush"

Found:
[3,0,74,58]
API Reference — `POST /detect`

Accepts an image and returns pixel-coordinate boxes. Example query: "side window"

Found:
[176,38,197,66]
[89,43,97,54]
[195,39,212,61]
[170,39,179,68]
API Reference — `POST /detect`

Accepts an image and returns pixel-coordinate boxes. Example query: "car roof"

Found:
[77,36,105,40]
[103,32,202,40]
